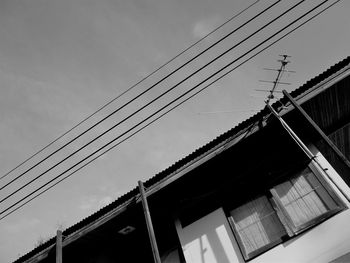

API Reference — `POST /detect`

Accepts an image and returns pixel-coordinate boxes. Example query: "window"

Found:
[229,196,287,259]
[228,165,345,260]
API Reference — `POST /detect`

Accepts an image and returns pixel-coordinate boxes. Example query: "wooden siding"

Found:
[302,76,350,134]
[317,123,350,165]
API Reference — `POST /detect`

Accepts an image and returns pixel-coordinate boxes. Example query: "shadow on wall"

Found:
[178,208,244,263]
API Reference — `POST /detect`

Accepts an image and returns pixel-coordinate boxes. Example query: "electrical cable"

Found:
[0,0,262,183]
[0,0,329,205]
[0,0,340,220]
[0,0,292,198]
[0,0,281,189]
[0,0,306,203]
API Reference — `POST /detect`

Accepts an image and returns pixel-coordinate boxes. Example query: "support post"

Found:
[282,89,350,169]
[138,181,161,263]
[266,102,350,202]
[56,230,62,263]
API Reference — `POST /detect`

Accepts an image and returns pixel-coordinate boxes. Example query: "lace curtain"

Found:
[272,168,337,228]
[230,196,286,258]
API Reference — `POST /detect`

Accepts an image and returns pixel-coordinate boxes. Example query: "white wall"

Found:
[176,149,350,263]
[176,208,244,263]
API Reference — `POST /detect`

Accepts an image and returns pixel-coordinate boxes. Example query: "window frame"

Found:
[226,161,347,261]
[227,197,288,260]
[271,162,345,235]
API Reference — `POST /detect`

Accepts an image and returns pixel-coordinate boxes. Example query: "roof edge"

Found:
[14,55,350,263]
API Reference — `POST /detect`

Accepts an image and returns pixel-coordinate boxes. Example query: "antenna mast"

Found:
[260,54,294,104]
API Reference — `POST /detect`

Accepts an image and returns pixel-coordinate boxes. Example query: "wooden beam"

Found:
[282,90,350,169]
[25,197,137,263]
[173,218,187,263]
[138,181,161,263]
[266,102,350,202]
[278,67,350,118]
[23,113,266,263]
[56,230,62,263]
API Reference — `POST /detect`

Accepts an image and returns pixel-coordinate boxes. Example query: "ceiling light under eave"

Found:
[118,225,135,235]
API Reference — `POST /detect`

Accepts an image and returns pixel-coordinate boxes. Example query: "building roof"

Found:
[14,56,350,262]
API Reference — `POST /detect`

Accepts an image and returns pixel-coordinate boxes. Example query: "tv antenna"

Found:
[257,54,295,104]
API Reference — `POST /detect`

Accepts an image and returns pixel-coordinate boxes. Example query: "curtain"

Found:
[272,167,337,228]
[230,196,286,258]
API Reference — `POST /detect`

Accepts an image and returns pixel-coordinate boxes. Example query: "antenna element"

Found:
[259,54,294,104]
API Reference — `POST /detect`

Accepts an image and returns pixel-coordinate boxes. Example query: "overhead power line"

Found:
[0,0,324,206]
[0,0,287,196]
[0,0,305,203]
[0,0,340,220]
[0,0,279,189]
[0,0,262,182]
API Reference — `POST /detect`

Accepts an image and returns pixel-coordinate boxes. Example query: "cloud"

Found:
[79,195,114,212]
[99,196,114,207]
[192,16,221,39]
[2,218,40,234]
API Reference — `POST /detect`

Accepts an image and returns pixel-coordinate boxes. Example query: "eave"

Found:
[15,56,350,263]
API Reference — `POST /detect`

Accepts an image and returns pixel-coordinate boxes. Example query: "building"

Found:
[15,56,350,263]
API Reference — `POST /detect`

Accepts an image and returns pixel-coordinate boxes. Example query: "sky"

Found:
[0,0,349,261]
